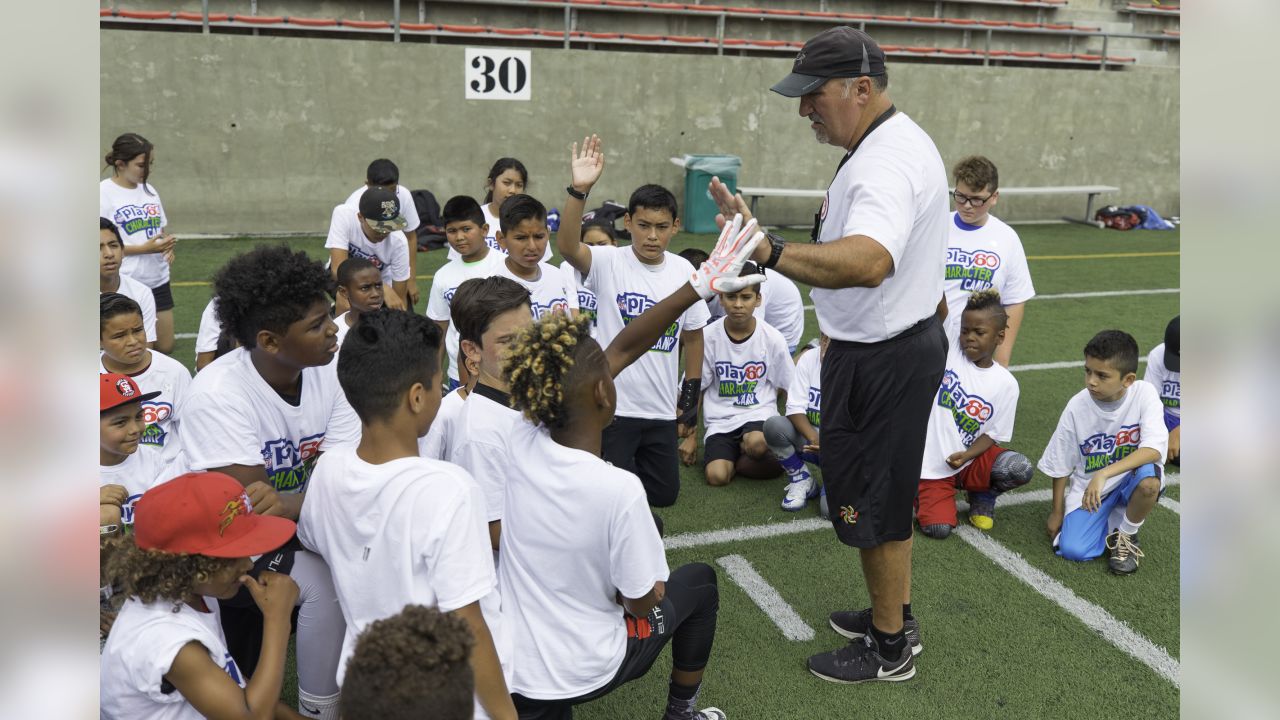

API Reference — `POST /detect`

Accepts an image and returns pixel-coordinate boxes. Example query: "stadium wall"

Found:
[100,30,1179,234]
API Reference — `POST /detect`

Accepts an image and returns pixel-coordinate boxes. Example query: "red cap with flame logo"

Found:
[133,472,296,558]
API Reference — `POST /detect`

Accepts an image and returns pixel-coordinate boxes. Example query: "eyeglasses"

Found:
[952,190,995,207]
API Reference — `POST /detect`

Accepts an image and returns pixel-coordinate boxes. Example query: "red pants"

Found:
[916,445,1005,528]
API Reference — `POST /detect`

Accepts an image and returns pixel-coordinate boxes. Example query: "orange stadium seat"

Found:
[904,46,938,54]
[232,15,284,25]
[623,33,664,41]
[343,20,390,29]
[440,24,486,33]
[119,10,173,20]
[646,2,686,10]
[1074,53,1103,61]
[667,35,713,44]
[946,18,978,25]
[762,9,803,16]
[803,11,841,18]
[940,47,976,56]
[100,9,113,17]
[582,31,622,39]
[537,29,567,38]
[686,5,728,13]
[604,1,645,6]
[286,17,338,27]
[175,11,229,22]
[748,39,789,47]
[909,18,944,25]
[400,23,438,31]
[726,7,765,15]
[492,27,537,36]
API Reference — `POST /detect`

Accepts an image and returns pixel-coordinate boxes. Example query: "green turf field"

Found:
[164,223,1180,718]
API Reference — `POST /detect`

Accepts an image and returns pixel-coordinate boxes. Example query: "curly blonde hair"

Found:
[502,312,601,429]
[103,535,244,604]
[963,288,1008,329]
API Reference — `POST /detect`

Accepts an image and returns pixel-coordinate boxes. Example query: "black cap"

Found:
[772,26,887,98]
[1163,316,1179,372]
[358,187,408,234]
[366,158,399,186]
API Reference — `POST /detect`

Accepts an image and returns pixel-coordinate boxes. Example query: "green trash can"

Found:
[681,154,741,234]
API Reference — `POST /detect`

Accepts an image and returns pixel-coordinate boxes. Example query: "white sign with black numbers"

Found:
[465,48,532,101]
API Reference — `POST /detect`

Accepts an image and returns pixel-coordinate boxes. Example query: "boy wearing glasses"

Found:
[945,156,1035,366]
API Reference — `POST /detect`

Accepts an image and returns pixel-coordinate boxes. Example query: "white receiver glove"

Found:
[690,214,768,300]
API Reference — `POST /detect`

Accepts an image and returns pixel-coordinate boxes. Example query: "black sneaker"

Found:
[829,608,922,656]
[808,635,916,684]
[1106,530,1144,575]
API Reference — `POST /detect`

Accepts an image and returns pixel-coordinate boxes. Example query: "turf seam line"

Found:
[715,554,815,642]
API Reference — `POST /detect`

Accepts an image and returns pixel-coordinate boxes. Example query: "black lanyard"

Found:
[812,104,898,243]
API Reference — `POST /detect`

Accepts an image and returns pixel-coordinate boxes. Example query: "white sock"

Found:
[298,690,341,720]
[1119,513,1144,536]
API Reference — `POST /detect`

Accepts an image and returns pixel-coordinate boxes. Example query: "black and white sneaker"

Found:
[828,608,923,656]
[807,635,916,684]
[1106,530,1144,575]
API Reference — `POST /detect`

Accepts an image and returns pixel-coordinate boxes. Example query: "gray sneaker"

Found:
[1106,530,1144,575]
[828,608,922,656]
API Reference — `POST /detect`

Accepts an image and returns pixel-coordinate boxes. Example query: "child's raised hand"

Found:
[690,214,767,300]
[570,134,605,193]
[241,570,299,621]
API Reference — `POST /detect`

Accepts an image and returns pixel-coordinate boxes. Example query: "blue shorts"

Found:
[1056,463,1161,562]
[1164,409,1180,432]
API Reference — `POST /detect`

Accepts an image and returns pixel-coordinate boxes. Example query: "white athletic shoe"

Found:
[782,473,818,511]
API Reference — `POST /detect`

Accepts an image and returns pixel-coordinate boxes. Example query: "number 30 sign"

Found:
[465,49,531,101]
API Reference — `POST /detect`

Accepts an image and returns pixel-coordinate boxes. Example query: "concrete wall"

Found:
[100,30,1178,234]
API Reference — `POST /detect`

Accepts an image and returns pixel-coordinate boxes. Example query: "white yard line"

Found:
[175,332,198,340]
[716,555,815,642]
[1158,497,1181,514]
[1009,358,1147,372]
[953,525,1181,687]
[802,287,1178,311]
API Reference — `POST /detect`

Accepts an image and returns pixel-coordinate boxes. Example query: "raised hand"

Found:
[709,176,753,230]
[690,214,767,300]
[570,134,605,194]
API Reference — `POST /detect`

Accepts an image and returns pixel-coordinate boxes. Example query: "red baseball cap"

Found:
[133,472,296,558]
[101,373,161,412]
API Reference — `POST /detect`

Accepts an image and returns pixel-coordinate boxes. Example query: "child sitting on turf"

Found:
[339,605,477,720]
[679,265,793,493]
[100,472,305,720]
[764,334,828,514]
[298,310,515,720]
[494,194,578,320]
[562,219,617,336]
[426,196,506,391]
[333,257,385,349]
[100,293,191,457]
[915,291,1031,539]
[100,218,157,346]
[326,186,410,311]
[1041,330,1169,575]
[1143,315,1180,466]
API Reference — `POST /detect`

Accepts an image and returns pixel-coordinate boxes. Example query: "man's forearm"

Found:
[767,235,892,289]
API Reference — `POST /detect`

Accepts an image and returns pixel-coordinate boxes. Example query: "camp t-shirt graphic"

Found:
[112,202,164,240]
[346,243,386,271]
[617,292,679,352]
[715,360,767,407]
[261,432,324,493]
[577,288,598,326]
[1078,424,1142,473]
[139,400,175,447]
[945,247,1002,294]
[936,368,997,446]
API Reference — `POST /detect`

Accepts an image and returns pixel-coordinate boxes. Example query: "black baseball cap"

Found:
[1163,316,1179,372]
[771,26,887,98]
[359,187,408,234]
[366,158,399,186]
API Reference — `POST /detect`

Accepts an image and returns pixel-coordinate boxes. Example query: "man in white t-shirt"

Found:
[100,218,157,345]
[326,187,411,311]
[556,140,710,508]
[298,310,515,720]
[1041,330,1168,576]
[344,159,422,306]
[943,156,1035,365]
[1143,316,1180,465]
[711,27,948,684]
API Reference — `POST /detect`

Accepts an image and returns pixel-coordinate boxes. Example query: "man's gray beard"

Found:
[812,125,829,144]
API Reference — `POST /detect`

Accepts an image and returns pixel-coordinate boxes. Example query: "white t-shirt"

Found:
[101,351,192,453]
[105,274,158,343]
[344,184,421,233]
[100,178,170,288]
[785,345,822,430]
[499,420,669,699]
[1143,344,1180,420]
[585,245,711,420]
[333,311,355,349]
[100,597,244,720]
[495,260,578,320]
[195,298,221,355]
[943,212,1035,343]
[700,318,794,437]
[100,446,173,526]
[178,348,361,493]
[325,204,411,284]
[448,388,521,522]
[425,251,507,381]
[477,202,553,263]
[1037,382,1169,518]
[562,261,599,336]
[419,388,467,461]
[920,347,1020,479]
[297,446,503,687]
[810,113,948,343]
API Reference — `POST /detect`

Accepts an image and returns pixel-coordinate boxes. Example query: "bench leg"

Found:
[1085,193,1098,222]
[749,195,760,217]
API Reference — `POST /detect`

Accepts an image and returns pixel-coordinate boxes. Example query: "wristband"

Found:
[677,378,701,426]
[566,185,588,201]
[763,233,786,270]
[100,524,120,536]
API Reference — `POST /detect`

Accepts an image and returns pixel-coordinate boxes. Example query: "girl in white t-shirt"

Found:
[100,133,178,355]
[100,471,302,720]
[482,157,527,254]
[100,293,192,456]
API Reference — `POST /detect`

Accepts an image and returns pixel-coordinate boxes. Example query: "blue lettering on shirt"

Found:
[617,292,679,353]
[260,432,325,493]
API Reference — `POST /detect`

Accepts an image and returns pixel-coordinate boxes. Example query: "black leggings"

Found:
[512,562,720,719]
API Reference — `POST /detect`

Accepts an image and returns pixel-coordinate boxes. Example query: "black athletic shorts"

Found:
[703,420,766,465]
[150,281,175,311]
[602,416,680,507]
[820,315,947,548]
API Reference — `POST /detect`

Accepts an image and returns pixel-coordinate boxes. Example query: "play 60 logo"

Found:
[465,49,531,101]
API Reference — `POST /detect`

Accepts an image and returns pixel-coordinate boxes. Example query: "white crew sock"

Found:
[298,690,341,720]
[1118,513,1144,536]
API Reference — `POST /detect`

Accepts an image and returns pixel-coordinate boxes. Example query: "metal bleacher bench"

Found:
[738,184,1120,224]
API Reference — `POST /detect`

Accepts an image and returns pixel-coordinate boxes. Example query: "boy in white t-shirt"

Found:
[916,291,1032,540]
[494,194,578,320]
[297,310,515,720]
[344,158,422,305]
[1040,330,1168,575]
[100,294,191,456]
[332,257,385,349]
[764,334,828,513]
[556,136,710,508]
[680,265,794,494]
[194,297,236,372]
[1143,315,1180,465]
[101,218,157,345]
[426,196,506,391]
[703,263,806,354]
[99,373,168,528]
[326,187,410,311]
[562,219,617,336]
[944,156,1035,366]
